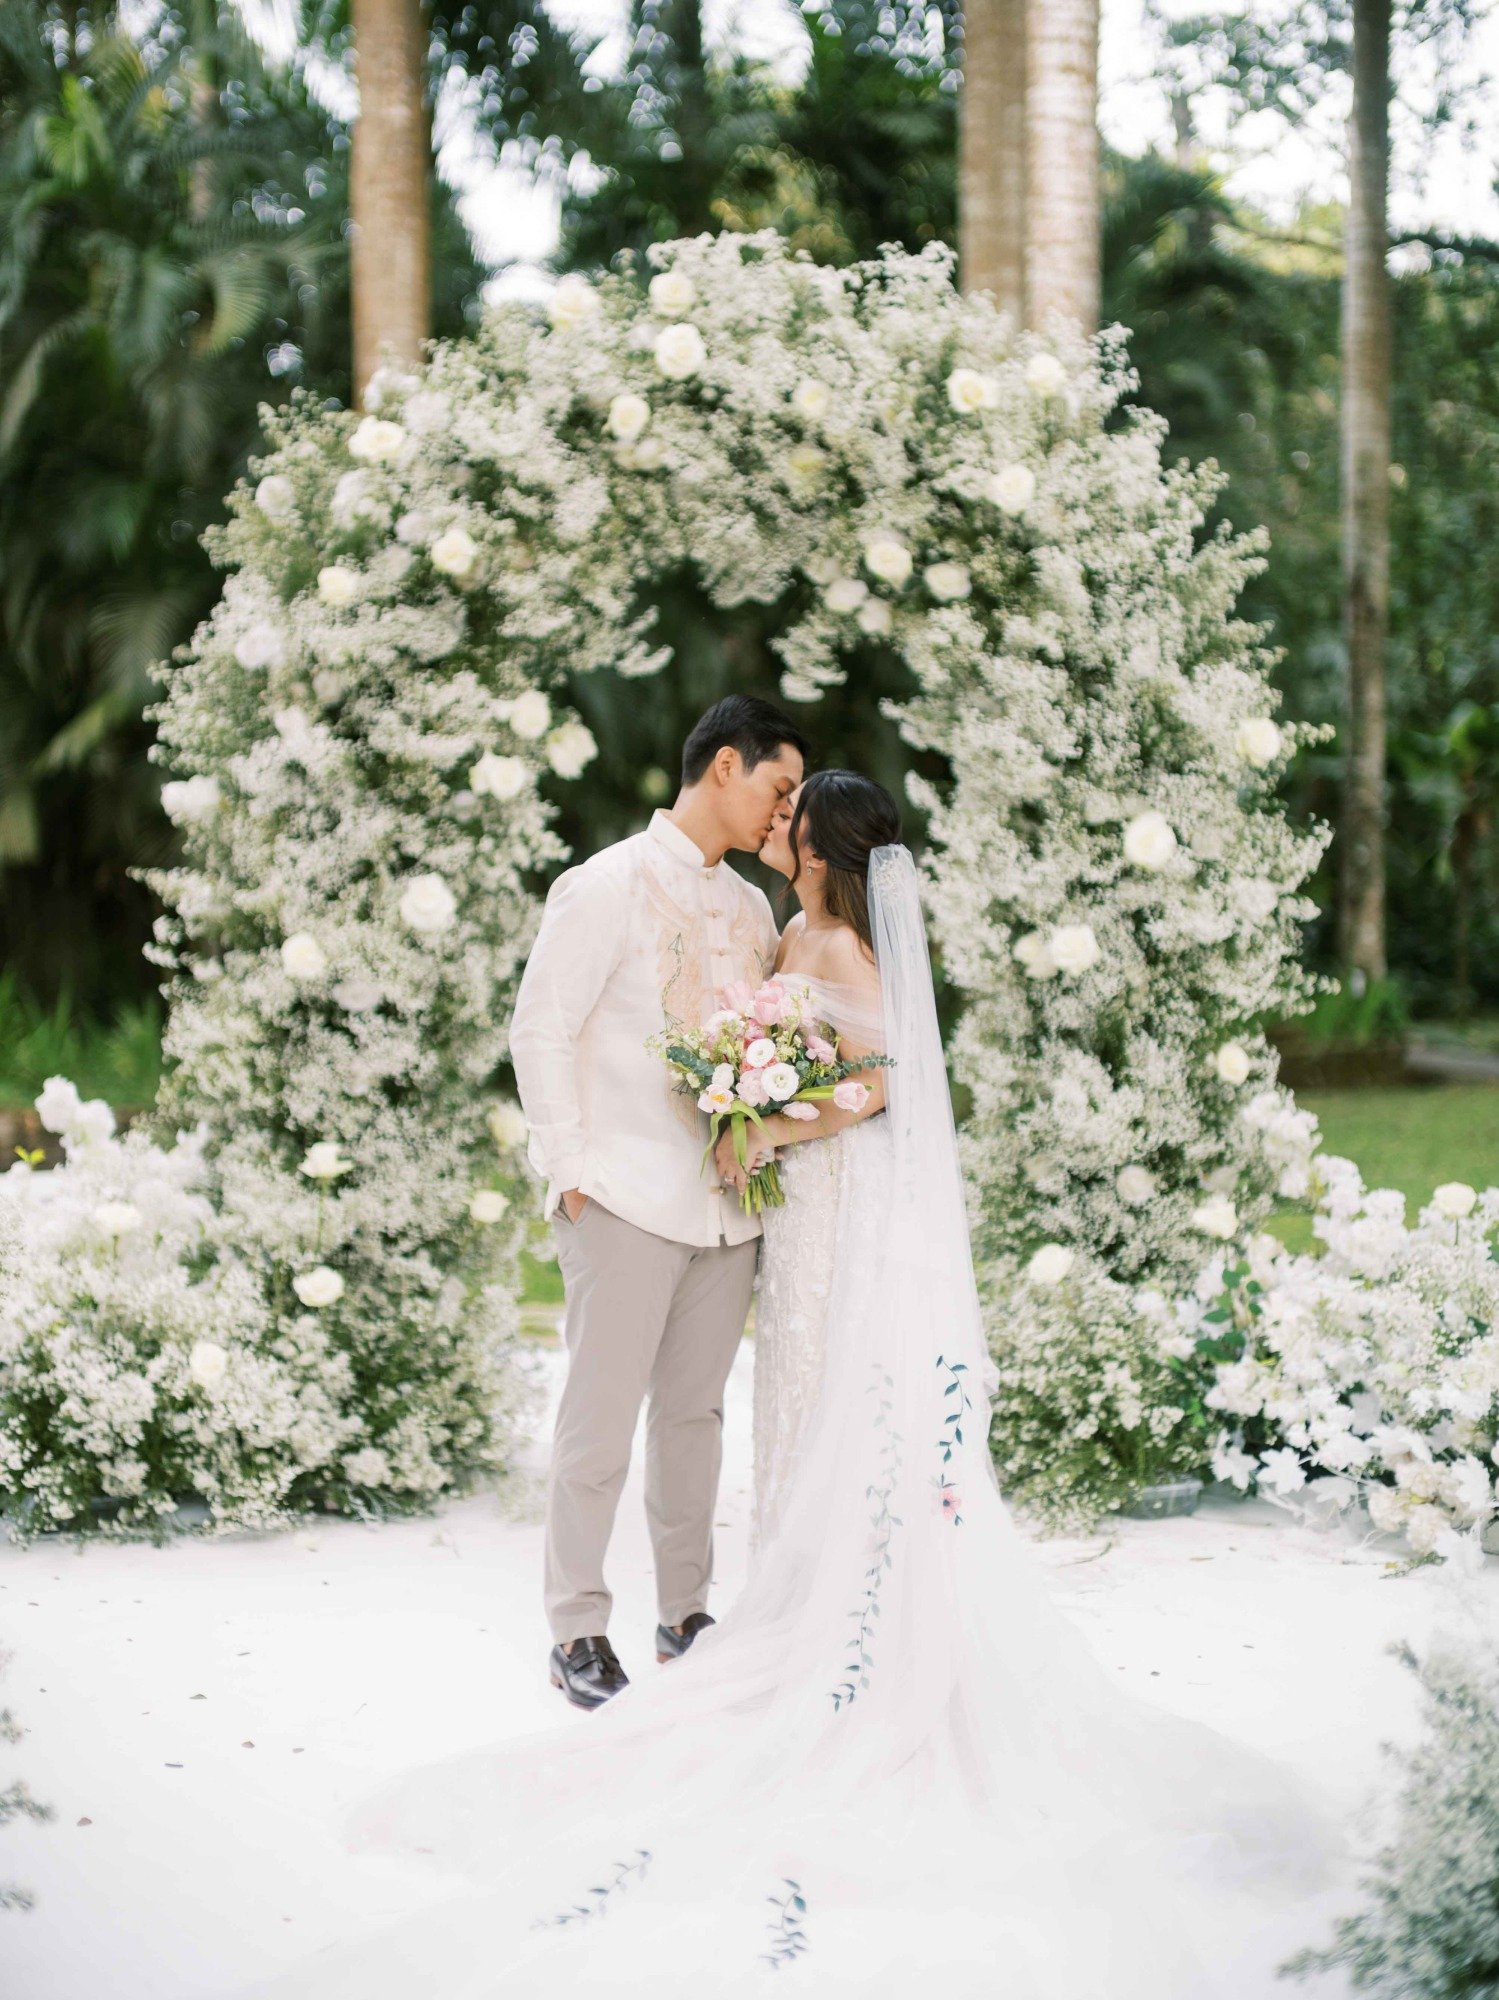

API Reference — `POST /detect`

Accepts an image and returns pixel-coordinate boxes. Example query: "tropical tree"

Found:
[350,0,431,395]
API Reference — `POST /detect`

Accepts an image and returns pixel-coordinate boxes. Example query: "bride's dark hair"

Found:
[786,770,903,955]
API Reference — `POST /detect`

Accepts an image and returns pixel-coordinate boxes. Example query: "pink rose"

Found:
[736,1071,769,1107]
[751,980,789,1027]
[743,1037,778,1070]
[805,1033,836,1065]
[718,980,755,1015]
[782,1101,820,1122]
[833,1079,872,1112]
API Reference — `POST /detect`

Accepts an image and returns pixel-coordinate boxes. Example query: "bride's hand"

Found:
[714,1121,775,1193]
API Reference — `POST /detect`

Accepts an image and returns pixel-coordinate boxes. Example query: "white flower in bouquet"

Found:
[430,527,479,580]
[400,872,457,934]
[234,621,284,670]
[857,597,893,637]
[317,565,359,608]
[1012,930,1058,979]
[946,368,998,413]
[161,775,221,822]
[1191,1196,1239,1240]
[254,473,294,518]
[487,1100,528,1149]
[607,393,651,442]
[469,1189,511,1223]
[299,1142,352,1181]
[649,268,697,317]
[744,1037,778,1070]
[505,690,552,741]
[281,932,327,980]
[654,323,706,379]
[471,751,528,800]
[1234,717,1282,768]
[863,532,913,588]
[791,378,831,421]
[189,1340,228,1389]
[348,416,407,463]
[293,1265,344,1308]
[1117,1164,1156,1207]
[990,462,1037,515]
[547,275,598,329]
[345,1446,392,1487]
[1025,352,1067,397]
[1432,1182,1478,1219]
[332,977,383,1012]
[1122,810,1177,870]
[1027,1243,1075,1286]
[93,1200,141,1239]
[1049,922,1099,974]
[1213,1042,1252,1085]
[547,720,598,778]
[824,576,869,615]
[763,1063,801,1102]
[925,561,972,603]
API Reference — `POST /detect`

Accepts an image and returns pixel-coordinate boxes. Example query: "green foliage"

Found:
[0,971,161,1111]
[1291,973,1411,1049]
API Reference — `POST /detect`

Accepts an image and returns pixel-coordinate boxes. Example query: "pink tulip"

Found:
[833,1079,871,1112]
[718,980,756,1015]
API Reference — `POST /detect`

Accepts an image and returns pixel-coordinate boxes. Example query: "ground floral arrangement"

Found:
[0,227,1442,1544]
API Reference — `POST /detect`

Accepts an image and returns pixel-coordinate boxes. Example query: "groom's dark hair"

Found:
[681,695,810,787]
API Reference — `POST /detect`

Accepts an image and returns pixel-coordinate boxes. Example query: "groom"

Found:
[509,694,809,1709]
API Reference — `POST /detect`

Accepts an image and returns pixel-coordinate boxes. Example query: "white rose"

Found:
[254,474,294,518]
[924,561,971,603]
[280,932,327,980]
[506,690,552,741]
[188,1339,228,1389]
[1122,810,1178,871]
[430,527,479,580]
[607,393,651,442]
[471,751,529,800]
[1433,1181,1479,1219]
[857,597,894,637]
[1025,352,1067,397]
[824,576,869,616]
[862,532,913,588]
[317,565,358,608]
[654,322,706,380]
[293,1265,345,1308]
[400,872,457,934]
[546,721,598,779]
[791,379,832,421]
[1214,1041,1252,1085]
[1027,1243,1075,1286]
[348,415,406,463]
[234,621,284,671]
[648,269,697,318]
[990,463,1036,515]
[469,1188,512,1223]
[344,1446,391,1487]
[161,775,221,822]
[1235,717,1282,768]
[1192,1197,1239,1240]
[946,368,998,414]
[487,1100,529,1149]
[1117,1165,1156,1207]
[1049,922,1099,974]
[93,1200,141,1239]
[547,275,598,329]
[1012,931,1058,980]
[299,1142,351,1181]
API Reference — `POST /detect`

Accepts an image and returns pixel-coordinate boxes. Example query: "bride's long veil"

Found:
[245,847,1348,2000]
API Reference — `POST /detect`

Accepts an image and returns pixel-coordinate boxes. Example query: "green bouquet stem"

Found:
[741,1159,785,1214]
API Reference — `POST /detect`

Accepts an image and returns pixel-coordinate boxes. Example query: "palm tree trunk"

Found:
[959,0,1027,319]
[1338,0,1392,981]
[350,0,431,403]
[1024,0,1099,331]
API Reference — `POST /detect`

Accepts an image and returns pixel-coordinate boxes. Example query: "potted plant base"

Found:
[1122,1476,1204,1519]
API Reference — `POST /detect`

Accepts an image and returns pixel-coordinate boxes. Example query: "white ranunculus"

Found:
[1122,810,1178,871]
[607,393,651,442]
[1191,1196,1239,1240]
[791,379,832,421]
[1025,352,1067,397]
[1433,1181,1479,1219]
[506,690,552,740]
[1049,922,1099,974]
[990,463,1036,515]
[763,1063,801,1102]
[547,275,598,328]
[331,978,383,1013]
[293,1265,344,1308]
[1117,1165,1157,1207]
[857,597,894,637]
[470,1188,511,1224]
[1214,1041,1252,1085]
[188,1339,228,1390]
[546,721,598,779]
[824,576,869,615]
[654,322,706,380]
[344,1446,391,1487]
[1235,717,1282,768]
[299,1142,351,1181]
[1027,1243,1075,1286]
[400,872,457,934]
[430,527,479,580]
[348,415,406,463]
[234,621,284,671]
[93,1200,141,1239]
[471,751,529,800]
[1012,931,1058,979]
[862,532,913,589]
[254,474,294,518]
[161,775,221,822]
[317,565,358,608]
[487,1100,528,1149]
[946,368,998,414]
[924,561,971,603]
[649,269,697,318]
[280,932,327,980]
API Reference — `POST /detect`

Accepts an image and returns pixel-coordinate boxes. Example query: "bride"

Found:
[249,772,1349,1999]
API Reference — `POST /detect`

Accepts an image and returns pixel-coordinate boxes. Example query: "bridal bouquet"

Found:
[651,979,889,1213]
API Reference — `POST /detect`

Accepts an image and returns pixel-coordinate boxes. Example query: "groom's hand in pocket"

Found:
[560,1188,588,1223]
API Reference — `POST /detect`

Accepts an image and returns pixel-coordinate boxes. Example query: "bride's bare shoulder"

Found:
[771,910,807,972]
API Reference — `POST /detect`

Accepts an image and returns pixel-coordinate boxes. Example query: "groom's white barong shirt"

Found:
[510,810,778,1248]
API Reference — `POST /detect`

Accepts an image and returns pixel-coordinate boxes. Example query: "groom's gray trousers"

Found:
[545,1197,759,1645]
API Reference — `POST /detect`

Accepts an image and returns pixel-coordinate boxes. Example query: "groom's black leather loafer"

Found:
[655,1610,715,1663]
[549,1635,630,1710]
